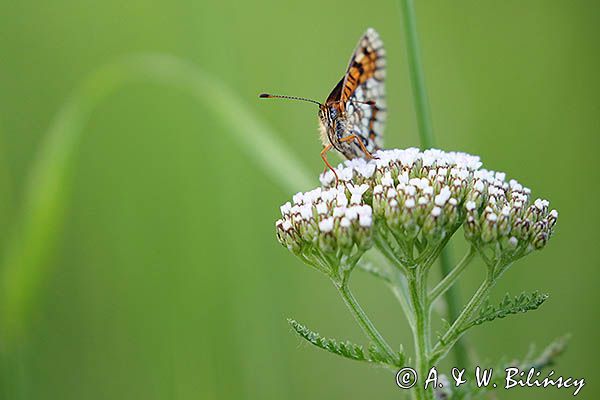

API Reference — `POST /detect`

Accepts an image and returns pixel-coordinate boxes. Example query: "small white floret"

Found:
[381,172,394,187]
[293,192,304,205]
[280,202,292,216]
[359,213,372,227]
[336,193,349,207]
[534,198,545,210]
[318,218,334,233]
[398,172,409,184]
[319,170,335,186]
[316,202,328,215]
[345,207,359,221]
[333,207,345,218]
[405,185,417,196]
[357,163,376,178]
[339,167,354,182]
[348,184,369,204]
[299,205,312,220]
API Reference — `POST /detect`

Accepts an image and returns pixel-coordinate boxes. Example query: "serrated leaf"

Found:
[288,318,368,362]
[367,343,388,364]
[288,318,404,367]
[465,291,548,331]
[368,343,406,367]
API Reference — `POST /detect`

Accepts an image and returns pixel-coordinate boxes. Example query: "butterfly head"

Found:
[319,102,346,133]
[318,104,333,126]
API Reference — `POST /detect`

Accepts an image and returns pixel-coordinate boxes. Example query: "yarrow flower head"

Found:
[463,171,558,263]
[276,184,373,281]
[275,148,563,389]
[276,148,558,274]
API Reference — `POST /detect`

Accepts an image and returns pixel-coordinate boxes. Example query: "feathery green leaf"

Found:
[465,291,548,331]
[288,318,404,367]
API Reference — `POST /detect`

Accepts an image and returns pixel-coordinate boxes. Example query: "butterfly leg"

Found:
[339,134,378,160]
[320,144,339,186]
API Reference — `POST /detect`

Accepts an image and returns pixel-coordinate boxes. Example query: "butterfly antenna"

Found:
[259,93,321,106]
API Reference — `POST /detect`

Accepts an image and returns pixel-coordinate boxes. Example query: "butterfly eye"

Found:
[329,107,337,118]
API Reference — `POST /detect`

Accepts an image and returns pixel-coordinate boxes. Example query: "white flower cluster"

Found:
[464,170,558,256]
[369,149,481,241]
[277,148,557,265]
[319,148,482,189]
[276,184,373,254]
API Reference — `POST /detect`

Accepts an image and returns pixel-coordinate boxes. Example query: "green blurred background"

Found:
[0,0,598,399]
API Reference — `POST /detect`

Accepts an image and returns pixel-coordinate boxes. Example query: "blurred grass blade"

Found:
[399,0,434,149]
[0,53,313,344]
[0,127,14,244]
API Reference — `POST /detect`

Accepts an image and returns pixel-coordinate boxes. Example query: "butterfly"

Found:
[260,28,386,183]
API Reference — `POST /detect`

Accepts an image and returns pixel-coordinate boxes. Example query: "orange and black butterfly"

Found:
[260,28,386,182]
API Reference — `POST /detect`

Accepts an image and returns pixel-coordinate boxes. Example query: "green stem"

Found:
[416,224,460,269]
[428,246,475,304]
[430,274,495,365]
[335,283,398,365]
[407,271,432,400]
[438,247,469,367]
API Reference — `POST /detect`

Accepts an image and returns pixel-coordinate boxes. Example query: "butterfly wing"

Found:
[337,28,386,152]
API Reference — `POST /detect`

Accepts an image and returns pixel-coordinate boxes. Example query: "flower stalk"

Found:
[407,269,433,400]
[428,246,476,304]
[335,282,398,365]
[276,149,558,400]
[430,271,496,365]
